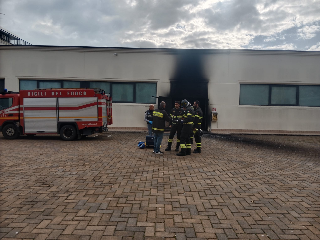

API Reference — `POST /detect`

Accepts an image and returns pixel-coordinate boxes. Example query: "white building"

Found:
[1,45,320,134]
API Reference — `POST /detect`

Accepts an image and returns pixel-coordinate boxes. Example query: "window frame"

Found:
[135,82,157,104]
[240,83,320,107]
[38,80,62,89]
[299,85,320,107]
[111,82,135,103]
[0,97,13,110]
[269,85,298,106]
[19,79,157,104]
[239,84,270,106]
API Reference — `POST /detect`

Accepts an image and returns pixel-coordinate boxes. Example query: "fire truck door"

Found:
[24,98,58,133]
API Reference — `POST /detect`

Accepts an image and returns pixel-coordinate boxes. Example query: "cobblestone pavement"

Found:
[0,132,320,240]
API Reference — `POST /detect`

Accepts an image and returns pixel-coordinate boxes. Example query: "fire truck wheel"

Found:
[60,125,77,141]
[2,124,19,139]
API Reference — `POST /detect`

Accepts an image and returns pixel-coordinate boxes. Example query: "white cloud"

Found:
[308,42,320,51]
[32,18,63,36]
[1,0,320,50]
[298,25,320,39]
[257,43,297,50]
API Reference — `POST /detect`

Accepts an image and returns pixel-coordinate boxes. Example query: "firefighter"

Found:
[177,99,194,156]
[144,104,154,136]
[165,101,184,151]
[152,101,171,154]
[193,100,203,153]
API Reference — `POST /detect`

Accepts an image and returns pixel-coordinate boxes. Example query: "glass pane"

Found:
[63,81,80,88]
[299,86,320,107]
[39,81,61,89]
[136,83,157,104]
[20,80,37,90]
[239,85,269,105]
[271,86,296,105]
[112,83,134,102]
[90,82,110,93]
[0,98,13,110]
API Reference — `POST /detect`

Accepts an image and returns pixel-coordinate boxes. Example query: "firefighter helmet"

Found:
[138,141,146,149]
[181,99,188,108]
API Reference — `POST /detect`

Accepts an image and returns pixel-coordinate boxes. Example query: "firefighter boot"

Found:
[165,142,172,151]
[186,148,191,155]
[193,148,201,153]
[176,148,186,156]
[175,143,180,152]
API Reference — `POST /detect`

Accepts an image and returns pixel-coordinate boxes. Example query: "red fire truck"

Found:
[0,88,112,140]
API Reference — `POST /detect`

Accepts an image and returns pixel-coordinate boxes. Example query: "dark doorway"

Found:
[159,82,209,132]
[169,81,209,131]
[167,49,210,131]
[0,79,4,92]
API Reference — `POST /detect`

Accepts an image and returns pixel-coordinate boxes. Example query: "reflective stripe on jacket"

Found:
[152,108,171,132]
[194,107,203,129]
[182,106,194,124]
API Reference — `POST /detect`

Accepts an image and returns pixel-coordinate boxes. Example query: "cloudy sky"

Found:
[1,0,320,50]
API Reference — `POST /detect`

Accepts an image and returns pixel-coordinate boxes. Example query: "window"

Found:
[112,83,134,102]
[90,82,110,93]
[20,80,37,90]
[240,84,320,107]
[240,85,269,105]
[19,80,157,104]
[136,83,157,104]
[299,86,320,107]
[271,86,297,105]
[0,98,13,110]
[63,81,81,88]
[39,81,61,89]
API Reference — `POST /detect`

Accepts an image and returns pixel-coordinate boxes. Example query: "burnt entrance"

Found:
[159,49,209,131]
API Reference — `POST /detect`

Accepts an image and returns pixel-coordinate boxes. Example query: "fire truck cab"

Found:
[0,88,112,140]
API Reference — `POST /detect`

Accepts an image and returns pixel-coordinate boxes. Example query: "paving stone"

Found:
[0,132,319,239]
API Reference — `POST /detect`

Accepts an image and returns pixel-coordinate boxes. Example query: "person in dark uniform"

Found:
[193,100,203,153]
[144,104,154,136]
[165,101,184,152]
[177,99,194,156]
[152,101,171,154]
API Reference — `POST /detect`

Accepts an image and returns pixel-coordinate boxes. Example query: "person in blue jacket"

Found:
[145,104,154,136]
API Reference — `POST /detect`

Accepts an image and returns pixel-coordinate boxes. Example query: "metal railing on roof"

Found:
[0,28,32,45]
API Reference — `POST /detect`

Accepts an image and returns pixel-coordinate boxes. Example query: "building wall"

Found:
[0,47,175,129]
[205,51,320,131]
[0,46,320,132]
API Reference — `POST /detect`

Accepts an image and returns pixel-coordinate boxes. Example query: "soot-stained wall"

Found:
[167,50,209,130]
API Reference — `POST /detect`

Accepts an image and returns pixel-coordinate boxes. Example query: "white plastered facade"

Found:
[0,46,320,133]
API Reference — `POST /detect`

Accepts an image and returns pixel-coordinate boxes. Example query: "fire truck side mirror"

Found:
[211,108,218,122]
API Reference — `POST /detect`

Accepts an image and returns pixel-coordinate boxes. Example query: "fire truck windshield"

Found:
[0,98,13,110]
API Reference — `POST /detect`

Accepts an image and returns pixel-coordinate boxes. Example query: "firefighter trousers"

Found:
[168,124,182,145]
[179,124,193,153]
[194,129,201,149]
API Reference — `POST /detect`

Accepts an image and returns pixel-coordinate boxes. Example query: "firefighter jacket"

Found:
[144,110,153,124]
[152,108,171,132]
[193,106,203,130]
[182,105,195,125]
[170,107,184,125]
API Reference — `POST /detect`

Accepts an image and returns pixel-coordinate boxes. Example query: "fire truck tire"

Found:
[2,124,19,139]
[60,125,77,141]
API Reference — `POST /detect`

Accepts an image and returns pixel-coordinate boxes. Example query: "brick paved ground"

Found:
[0,132,319,240]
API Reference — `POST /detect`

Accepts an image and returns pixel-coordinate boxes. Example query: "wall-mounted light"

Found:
[114,53,118,56]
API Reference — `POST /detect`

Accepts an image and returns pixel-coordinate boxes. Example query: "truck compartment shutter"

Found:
[58,97,98,122]
[23,98,58,133]
[99,99,107,123]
